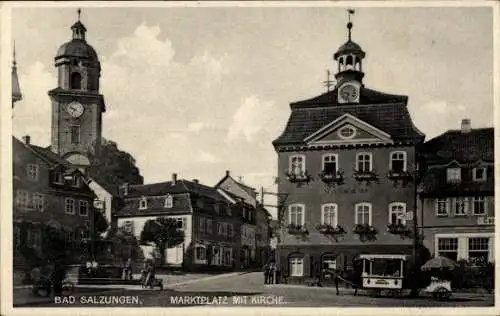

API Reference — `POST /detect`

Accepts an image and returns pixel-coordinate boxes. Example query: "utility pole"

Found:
[323,69,335,92]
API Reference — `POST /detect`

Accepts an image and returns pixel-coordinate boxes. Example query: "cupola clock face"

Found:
[338,83,359,103]
[66,101,84,118]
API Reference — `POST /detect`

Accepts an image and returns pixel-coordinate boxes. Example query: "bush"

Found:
[451,259,494,291]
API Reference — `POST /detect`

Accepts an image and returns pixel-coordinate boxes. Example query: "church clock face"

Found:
[339,84,359,103]
[67,101,84,118]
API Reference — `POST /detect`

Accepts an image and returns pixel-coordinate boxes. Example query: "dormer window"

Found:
[139,197,148,210]
[164,195,173,208]
[473,167,487,182]
[53,171,63,184]
[447,168,461,183]
[72,175,80,187]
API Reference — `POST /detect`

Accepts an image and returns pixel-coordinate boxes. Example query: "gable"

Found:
[217,177,256,207]
[305,113,393,146]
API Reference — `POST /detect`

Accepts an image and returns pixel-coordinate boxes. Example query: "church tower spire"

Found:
[12,41,22,108]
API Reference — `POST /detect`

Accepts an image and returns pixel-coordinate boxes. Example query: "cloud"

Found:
[198,150,221,164]
[227,96,277,142]
[409,99,468,140]
[13,61,56,146]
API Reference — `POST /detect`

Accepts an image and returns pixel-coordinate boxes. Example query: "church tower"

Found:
[49,9,105,166]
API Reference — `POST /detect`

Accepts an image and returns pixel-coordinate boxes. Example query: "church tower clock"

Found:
[49,10,105,166]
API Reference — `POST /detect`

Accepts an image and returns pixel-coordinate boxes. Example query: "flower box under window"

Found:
[285,170,312,183]
[386,223,412,238]
[387,170,413,181]
[319,170,344,184]
[317,224,346,235]
[287,224,309,235]
[353,224,377,241]
[353,170,378,181]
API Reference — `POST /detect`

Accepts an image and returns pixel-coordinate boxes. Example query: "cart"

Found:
[421,278,452,300]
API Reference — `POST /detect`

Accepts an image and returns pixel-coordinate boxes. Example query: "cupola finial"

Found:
[77,8,81,21]
[347,8,355,41]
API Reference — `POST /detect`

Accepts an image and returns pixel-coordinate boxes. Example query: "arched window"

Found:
[390,151,407,172]
[165,195,173,208]
[288,204,305,226]
[346,55,354,70]
[354,203,372,225]
[322,154,338,174]
[356,152,372,173]
[321,204,338,227]
[388,202,407,225]
[139,197,147,210]
[71,72,82,90]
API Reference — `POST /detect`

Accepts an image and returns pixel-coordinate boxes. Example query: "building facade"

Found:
[13,136,97,271]
[115,174,251,271]
[272,19,425,280]
[215,171,272,267]
[417,120,495,262]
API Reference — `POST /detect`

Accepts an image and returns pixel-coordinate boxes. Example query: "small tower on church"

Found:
[334,9,365,104]
[12,42,22,108]
[48,9,106,167]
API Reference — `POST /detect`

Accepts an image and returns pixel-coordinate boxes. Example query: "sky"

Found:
[9,4,494,219]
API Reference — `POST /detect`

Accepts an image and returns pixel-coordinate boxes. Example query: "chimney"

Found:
[226,170,230,177]
[119,182,129,197]
[22,135,30,145]
[461,118,471,133]
[172,173,178,184]
[193,179,199,184]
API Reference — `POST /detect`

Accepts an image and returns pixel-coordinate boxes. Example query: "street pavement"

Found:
[13,272,495,308]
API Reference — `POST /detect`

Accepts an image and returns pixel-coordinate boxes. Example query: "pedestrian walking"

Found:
[263,262,270,284]
[333,268,341,295]
[268,261,276,284]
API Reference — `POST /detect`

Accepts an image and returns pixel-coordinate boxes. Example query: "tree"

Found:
[140,218,185,266]
[86,138,144,187]
[105,226,144,265]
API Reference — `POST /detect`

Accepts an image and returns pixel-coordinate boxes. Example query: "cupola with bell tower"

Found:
[334,9,365,104]
[49,9,106,167]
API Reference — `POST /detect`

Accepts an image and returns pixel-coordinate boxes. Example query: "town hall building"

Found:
[272,15,425,281]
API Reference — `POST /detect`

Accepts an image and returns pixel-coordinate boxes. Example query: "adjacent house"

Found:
[417,119,495,262]
[13,135,97,276]
[272,20,425,281]
[115,173,250,271]
[215,170,272,267]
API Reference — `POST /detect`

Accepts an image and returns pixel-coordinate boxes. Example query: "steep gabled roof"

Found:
[214,173,256,197]
[420,128,494,164]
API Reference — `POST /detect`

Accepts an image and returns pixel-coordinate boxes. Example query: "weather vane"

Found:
[77,8,82,21]
[347,8,355,41]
